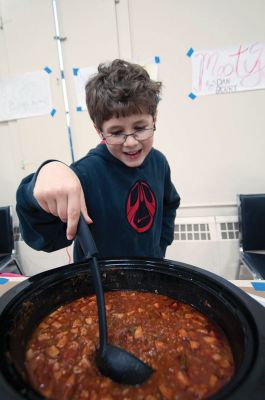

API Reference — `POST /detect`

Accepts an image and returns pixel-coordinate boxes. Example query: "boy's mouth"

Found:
[123,149,142,159]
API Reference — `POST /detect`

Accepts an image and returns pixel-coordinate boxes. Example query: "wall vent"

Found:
[174,217,215,241]
[174,216,239,241]
[215,216,239,240]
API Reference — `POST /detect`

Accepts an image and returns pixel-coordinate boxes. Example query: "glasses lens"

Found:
[134,128,154,141]
[104,127,154,144]
[106,135,124,144]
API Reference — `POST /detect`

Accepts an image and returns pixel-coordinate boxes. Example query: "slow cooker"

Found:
[0,257,265,399]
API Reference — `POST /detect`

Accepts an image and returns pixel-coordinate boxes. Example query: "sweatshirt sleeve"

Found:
[160,164,180,255]
[16,162,72,253]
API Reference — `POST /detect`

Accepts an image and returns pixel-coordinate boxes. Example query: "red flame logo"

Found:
[126,180,156,233]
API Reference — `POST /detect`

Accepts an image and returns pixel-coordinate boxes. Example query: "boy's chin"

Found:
[121,152,146,167]
[123,159,144,168]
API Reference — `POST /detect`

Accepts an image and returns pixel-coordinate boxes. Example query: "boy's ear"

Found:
[153,112,157,124]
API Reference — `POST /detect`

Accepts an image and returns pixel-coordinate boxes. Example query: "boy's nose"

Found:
[123,134,139,146]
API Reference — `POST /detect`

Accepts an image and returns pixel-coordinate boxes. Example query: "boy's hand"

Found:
[33,161,92,240]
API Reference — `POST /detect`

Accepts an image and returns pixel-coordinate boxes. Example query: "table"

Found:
[229,279,265,306]
[0,273,28,296]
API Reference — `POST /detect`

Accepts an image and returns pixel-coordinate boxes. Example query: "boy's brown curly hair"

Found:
[85,59,162,130]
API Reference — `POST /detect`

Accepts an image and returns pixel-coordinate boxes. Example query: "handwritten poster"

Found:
[191,42,265,96]
[0,70,53,122]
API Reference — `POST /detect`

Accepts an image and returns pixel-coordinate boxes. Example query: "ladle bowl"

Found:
[96,343,154,385]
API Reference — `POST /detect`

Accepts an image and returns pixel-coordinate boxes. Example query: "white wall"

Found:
[0,0,71,207]
[0,0,264,276]
[127,0,265,206]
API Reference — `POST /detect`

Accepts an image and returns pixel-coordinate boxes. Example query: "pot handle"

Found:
[76,214,98,259]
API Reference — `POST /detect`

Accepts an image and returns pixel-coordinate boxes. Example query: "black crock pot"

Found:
[0,257,265,400]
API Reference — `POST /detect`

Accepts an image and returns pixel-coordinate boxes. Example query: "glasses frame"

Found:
[101,126,156,145]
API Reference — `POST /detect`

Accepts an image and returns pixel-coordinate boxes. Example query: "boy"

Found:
[16,59,180,262]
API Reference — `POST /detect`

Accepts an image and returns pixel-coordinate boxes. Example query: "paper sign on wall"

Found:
[0,70,53,122]
[73,66,98,111]
[191,42,265,96]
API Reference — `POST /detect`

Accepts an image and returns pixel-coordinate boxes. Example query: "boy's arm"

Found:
[16,170,71,252]
[16,161,91,252]
[160,166,180,255]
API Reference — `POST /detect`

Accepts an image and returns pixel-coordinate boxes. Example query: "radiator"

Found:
[166,216,239,279]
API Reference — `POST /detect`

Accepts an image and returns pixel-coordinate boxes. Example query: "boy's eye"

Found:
[134,127,146,132]
[109,131,123,137]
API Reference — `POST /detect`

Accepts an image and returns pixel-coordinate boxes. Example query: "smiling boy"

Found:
[100,113,154,168]
[16,59,180,262]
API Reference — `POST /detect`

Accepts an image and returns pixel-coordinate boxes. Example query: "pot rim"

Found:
[0,257,265,400]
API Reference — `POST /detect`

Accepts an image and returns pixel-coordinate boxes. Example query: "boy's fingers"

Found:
[80,191,93,224]
[66,194,81,241]
[46,199,59,217]
[57,195,68,223]
[66,215,80,240]
[35,198,50,214]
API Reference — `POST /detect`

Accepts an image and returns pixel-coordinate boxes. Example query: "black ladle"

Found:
[76,214,154,385]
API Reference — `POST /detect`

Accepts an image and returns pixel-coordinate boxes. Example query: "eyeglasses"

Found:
[101,126,156,145]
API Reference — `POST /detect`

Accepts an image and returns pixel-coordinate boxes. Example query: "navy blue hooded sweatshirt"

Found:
[16,144,180,262]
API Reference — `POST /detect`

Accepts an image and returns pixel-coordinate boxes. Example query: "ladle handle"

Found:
[76,214,108,351]
[77,214,98,258]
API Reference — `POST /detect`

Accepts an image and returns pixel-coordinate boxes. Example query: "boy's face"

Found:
[100,114,155,168]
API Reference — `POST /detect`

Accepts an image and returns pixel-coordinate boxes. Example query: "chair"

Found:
[237,194,265,279]
[0,206,23,274]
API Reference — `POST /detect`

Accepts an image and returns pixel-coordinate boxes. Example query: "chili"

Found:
[25,291,234,400]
